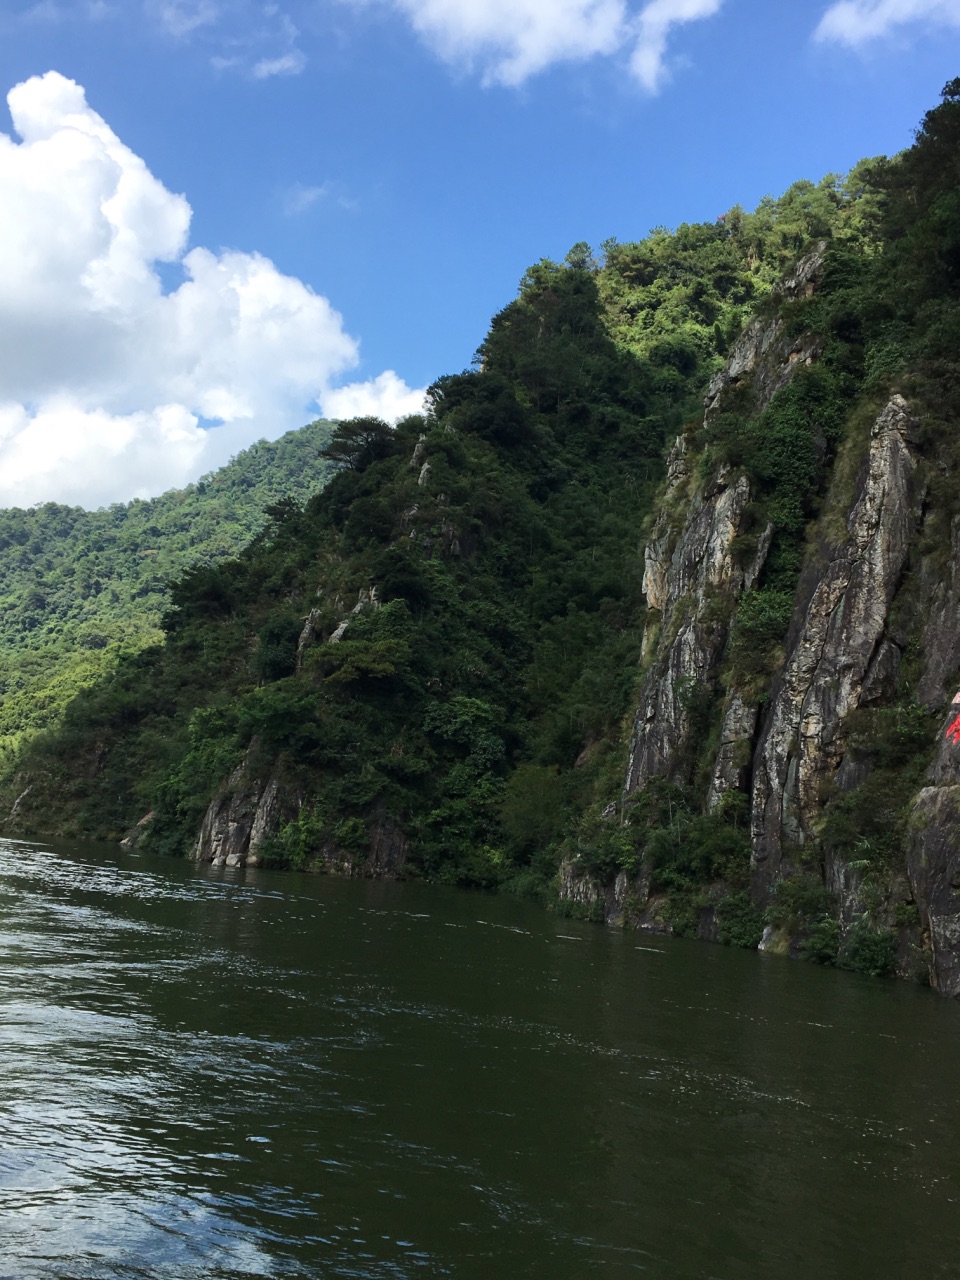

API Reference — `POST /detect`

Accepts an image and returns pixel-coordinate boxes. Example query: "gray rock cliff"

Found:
[623,246,827,804]
[194,740,283,868]
[750,395,921,897]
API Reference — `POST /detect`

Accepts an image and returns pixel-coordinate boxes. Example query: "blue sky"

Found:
[0,0,958,506]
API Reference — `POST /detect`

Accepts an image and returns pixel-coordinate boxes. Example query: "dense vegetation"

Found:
[4,81,960,985]
[0,422,334,749]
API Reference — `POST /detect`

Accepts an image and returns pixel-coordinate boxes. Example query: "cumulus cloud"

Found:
[343,0,723,88]
[0,70,418,508]
[320,371,428,423]
[814,0,960,44]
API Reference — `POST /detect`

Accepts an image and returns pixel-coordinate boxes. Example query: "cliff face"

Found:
[194,739,408,877]
[194,741,284,869]
[565,244,959,993]
[907,734,960,996]
[624,248,825,802]
[904,528,960,995]
[750,394,920,897]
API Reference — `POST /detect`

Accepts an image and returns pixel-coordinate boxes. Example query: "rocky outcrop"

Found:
[194,740,285,868]
[328,586,379,645]
[194,744,409,877]
[565,242,958,990]
[707,694,758,812]
[622,280,830,800]
[557,860,670,933]
[624,461,761,795]
[702,242,826,421]
[120,810,153,850]
[9,784,32,818]
[750,396,920,897]
[906,709,960,995]
[915,515,960,709]
[295,609,322,671]
[367,815,408,875]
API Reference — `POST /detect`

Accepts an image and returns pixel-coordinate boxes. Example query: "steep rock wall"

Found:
[750,395,921,897]
[623,247,826,802]
[564,242,960,994]
[907,708,960,995]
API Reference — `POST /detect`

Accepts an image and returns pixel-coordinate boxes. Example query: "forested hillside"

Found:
[6,81,960,992]
[0,421,333,747]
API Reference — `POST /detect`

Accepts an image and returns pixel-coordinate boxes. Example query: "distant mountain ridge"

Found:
[0,420,334,746]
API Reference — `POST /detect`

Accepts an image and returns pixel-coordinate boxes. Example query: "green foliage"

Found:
[727,590,794,689]
[767,876,841,964]
[320,417,396,471]
[769,878,895,976]
[573,821,636,880]
[766,876,837,931]
[598,174,873,407]
[662,893,699,939]
[644,803,751,895]
[6,252,681,869]
[500,763,566,853]
[716,891,765,949]
[799,919,841,966]
[839,924,897,978]
[819,704,935,867]
[255,613,303,683]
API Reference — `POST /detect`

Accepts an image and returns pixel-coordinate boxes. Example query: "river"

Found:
[0,838,959,1278]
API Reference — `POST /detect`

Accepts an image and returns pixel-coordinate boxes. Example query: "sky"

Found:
[0,0,958,508]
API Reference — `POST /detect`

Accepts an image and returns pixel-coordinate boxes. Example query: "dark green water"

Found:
[1,840,959,1278]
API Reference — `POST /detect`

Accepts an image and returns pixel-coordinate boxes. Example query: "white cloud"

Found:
[0,70,389,508]
[17,1,65,23]
[814,0,960,44]
[320,371,427,423]
[379,0,625,85]
[145,1,309,79]
[150,0,220,38]
[342,0,723,88]
[252,49,306,76]
[0,0,114,27]
[283,182,328,215]
[0,401,208,509]
[630,0,722,92]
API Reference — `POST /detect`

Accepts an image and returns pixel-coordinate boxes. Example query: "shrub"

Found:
[799,918,840,965]
[716,891,765,949]
[766,875,837,930]
[840,924,896,977]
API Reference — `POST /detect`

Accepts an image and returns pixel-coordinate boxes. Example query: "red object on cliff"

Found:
[946,692,960,744]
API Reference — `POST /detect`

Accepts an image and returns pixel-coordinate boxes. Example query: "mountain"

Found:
[0,420,334,748]
[6,80,960,994]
